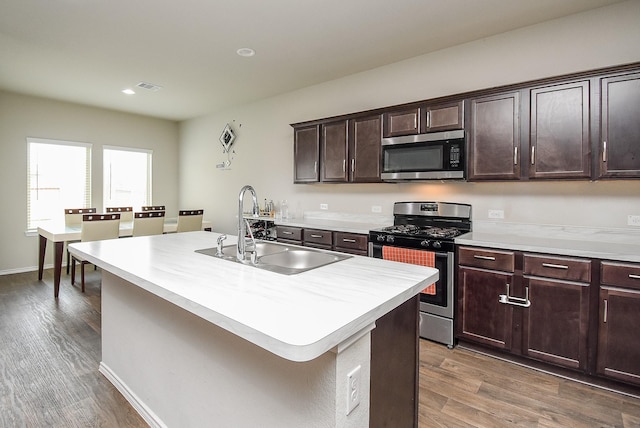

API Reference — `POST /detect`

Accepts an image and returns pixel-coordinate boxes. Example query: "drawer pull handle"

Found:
[629,274,640,280]
[499,284,531,308]
[603,299,608,323]
[310,234,323,238]
[282,231,293,235]
[342,239,356,243]
[474,255,496,261]
[542,263,569,270]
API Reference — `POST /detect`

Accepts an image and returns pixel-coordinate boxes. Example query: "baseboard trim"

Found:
[0,264,52,276]
[99,362,166,428]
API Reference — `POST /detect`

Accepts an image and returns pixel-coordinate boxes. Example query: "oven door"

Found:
[369,242,453,318]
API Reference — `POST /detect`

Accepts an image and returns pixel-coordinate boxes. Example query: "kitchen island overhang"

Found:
[69,231,438,427]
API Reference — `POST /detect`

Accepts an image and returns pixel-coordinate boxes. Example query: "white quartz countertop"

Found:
[455,223,640,263]
[69,231,437,362]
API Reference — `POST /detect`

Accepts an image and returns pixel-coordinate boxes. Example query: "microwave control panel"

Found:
[448,143,462,168]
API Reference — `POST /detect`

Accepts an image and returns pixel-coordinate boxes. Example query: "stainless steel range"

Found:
[368,202,472,348]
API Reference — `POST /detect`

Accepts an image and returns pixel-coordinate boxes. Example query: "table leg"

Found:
[53,241,64,298]
[38,234,47,280]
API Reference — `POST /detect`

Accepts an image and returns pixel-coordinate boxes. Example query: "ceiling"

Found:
[0,0,625,121]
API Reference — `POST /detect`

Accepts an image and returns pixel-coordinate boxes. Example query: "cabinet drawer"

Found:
[276,226,302,241]
[601,261,640,290]
[524,254,591,282]
[333,232,368,252]
[303,228,333,246]
[458,247,515,272]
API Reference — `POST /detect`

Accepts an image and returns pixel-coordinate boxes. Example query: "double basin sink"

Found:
[196,241,352,275]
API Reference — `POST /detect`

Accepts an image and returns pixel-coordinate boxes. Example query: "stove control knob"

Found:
[420,240,430,247]
[386,235,395,243]
[376,235,385,242]
[432,241,442,249]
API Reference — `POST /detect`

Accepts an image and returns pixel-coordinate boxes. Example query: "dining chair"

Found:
[141,205,166,212]
[71,213,121,292]
[106,206,134,222]
[177,209,204,232]
[132,211,165,237]
[64,208,97,274]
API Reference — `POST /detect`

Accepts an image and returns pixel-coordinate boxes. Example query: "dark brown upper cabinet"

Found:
[349,114,382,183]
[529,80,591,179]
[320,121,348,182]
[468,91,521,181]
[420,100,464,133]
[294,125,319,183]
[599,72,640,179]
[382,107,419,137]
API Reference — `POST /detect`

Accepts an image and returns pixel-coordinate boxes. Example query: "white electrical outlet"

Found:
[488,209,505,219]
[346,365,361,415]
[320,203,328,210]
[371,205,382,213]
[628,215,640,226]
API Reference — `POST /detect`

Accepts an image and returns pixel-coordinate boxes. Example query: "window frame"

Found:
[26,137,92,233]
[102,145,153,212]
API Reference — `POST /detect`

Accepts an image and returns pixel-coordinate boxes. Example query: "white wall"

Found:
[179,1,640,236]
[0,91,179,273]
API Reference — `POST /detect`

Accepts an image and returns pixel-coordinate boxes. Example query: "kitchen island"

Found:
[69,231,438,428]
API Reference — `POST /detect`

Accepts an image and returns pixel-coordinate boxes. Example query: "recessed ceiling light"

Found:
[122,88,135,95]
[236,48,255,57]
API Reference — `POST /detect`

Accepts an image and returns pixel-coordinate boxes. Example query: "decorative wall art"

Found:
[216,123,237,169]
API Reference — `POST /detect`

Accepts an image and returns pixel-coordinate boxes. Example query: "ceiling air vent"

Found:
[136,82,163,91]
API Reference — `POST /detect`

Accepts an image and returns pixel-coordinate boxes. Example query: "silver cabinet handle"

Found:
[426,110,431,129]
[342,238,356,243]
[499,284,531,308]
[542,263,569,270]
[474,255,496,261]
[282,231,293,235]
[630,274,640,280]
[514,146,518,165]
[531,146,535,165]
[314,161,317,174]
[310,234,323,238]
[351,158,355,173]
[603,141,607,162]
[343,159,346,172]
[603,299,608,323]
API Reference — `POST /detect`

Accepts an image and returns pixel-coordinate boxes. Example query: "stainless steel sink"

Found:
[195,241,352,275]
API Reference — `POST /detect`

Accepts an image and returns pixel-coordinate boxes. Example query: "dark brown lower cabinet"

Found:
[597,261,640,386]
[370,295,419,428]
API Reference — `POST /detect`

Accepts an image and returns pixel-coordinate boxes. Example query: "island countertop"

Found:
[69,231,438,362]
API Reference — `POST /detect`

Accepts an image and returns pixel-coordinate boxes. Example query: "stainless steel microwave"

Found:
[380,130,465,181]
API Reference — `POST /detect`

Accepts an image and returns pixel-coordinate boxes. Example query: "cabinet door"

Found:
[382,107,419,137]
[597,287,640,386]
[456,267,514,350]
[529,81,591,179]
[422,101,464,133]
[468,92,521,180]
[349,115,382,183]
[293,125,319,183]
[321,121,348,182]
[599,72,640,178]
[522,278,590,370]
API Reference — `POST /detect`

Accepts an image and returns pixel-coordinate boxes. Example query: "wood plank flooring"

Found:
[1,269,639,427]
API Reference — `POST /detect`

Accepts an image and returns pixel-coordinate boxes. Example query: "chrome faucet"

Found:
[237,185,260,262]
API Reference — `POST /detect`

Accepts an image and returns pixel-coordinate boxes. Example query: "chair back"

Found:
[106,206,133,222]
[133,211,165,237]
[80,213,121,242]
[64,208,97,226]
[177,209,203,232]
[141,205,166,212]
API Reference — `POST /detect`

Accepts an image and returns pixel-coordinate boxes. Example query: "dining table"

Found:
[37,219,212,298]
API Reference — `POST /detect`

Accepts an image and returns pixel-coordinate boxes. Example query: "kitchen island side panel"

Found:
[99,271,370,428]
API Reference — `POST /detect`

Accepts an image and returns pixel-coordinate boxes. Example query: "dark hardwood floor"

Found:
[2,269,639,427]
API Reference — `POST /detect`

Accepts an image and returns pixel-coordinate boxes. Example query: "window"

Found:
[27,138,92,230]
[103,146,152,210]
